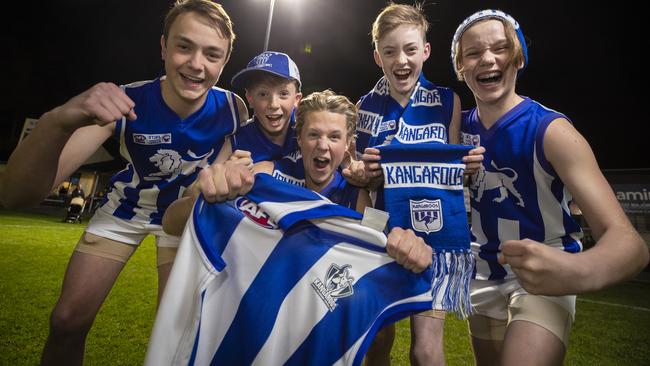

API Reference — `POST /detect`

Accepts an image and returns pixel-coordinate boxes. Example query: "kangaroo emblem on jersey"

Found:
[146,148,214,182]
[148,149,183,180]
[410,199,443,233]
[311,264,355,312]
[471,161,525,207]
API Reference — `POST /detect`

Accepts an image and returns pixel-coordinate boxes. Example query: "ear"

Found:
[517,57,525,71]
[297,134,303,149]
[160,35,167,60]
[245,90,253,105]
[373,49,382,68]
[423,42,431,62]
[294,92,303,107]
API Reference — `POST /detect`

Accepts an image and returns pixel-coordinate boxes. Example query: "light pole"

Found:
[263,0,276,52]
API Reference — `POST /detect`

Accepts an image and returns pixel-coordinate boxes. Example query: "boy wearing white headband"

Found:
[453,9,648,365]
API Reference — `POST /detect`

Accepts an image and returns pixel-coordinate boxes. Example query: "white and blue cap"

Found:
[450,9,528,76]
[231,51,301,90]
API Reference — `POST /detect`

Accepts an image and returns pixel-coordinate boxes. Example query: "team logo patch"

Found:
[311,264,355,312]
[133,133,172,145]
[461,132,480,147]
[410,199,443,233]
[235,198,278,229]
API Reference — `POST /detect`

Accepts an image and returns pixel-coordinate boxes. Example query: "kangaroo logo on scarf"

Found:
[410,199,442,233]
[311,264,355,312]
[379,143,475,317]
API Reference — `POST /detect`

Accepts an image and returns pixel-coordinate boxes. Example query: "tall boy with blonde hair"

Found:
[345,3,483,365]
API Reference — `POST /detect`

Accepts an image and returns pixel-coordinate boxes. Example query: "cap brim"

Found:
[231,68,301,90]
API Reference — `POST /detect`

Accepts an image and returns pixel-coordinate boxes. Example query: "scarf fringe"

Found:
[431,249,474,318]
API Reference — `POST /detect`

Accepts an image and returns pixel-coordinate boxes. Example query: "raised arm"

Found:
[0,82,135,208]
[499,118,648,295]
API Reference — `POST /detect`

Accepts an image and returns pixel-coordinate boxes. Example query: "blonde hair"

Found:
[296,90,357,143]
[372,2,429,47]
[163,0,235,60]
[453,17,525,81]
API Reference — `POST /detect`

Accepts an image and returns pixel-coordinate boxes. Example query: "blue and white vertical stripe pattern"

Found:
[145,174,434,366]
[461,97,583,281]
[99,77,239,225]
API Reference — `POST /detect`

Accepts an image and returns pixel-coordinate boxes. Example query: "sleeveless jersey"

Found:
[100,77,240,225]
[355,73,454,155]
[272,157,359,209]
[230,115,298,163]
[460,97,583,280]
[145,174,435,366]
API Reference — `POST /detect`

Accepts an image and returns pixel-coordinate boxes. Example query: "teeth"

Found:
[478,72,500,81]
[182,73,202,82]
[395,70,410,76]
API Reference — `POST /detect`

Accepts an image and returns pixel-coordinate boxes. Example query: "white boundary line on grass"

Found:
[577,298,650,312]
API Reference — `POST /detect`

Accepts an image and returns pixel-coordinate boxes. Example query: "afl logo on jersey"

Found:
[235,198,278,229]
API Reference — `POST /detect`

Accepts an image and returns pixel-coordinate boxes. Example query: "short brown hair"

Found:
[296,90,357,143]
[372,2,429,47]
[163,0,235,59]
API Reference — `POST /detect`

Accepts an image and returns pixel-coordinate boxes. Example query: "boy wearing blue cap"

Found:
[228,51,302,163]
[161,51,302,235]
[452,9,648,365]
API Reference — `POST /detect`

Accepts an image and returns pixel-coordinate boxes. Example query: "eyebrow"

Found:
[174,34,226,54]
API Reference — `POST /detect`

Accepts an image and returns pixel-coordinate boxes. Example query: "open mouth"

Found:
[394,69,411,81]
[266,114,283,123]
[313,157,330,169]
[180,72,204,84]
[477,71,502,85]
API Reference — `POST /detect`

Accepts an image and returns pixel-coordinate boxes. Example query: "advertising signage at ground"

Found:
[613,184,650,213]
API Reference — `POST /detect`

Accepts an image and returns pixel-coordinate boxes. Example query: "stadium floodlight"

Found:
[263,0,276,51]
[262,0,300,51]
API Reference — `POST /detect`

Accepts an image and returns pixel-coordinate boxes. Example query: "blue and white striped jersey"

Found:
[461,97,583,281]
[99,77,240,225]
[230,115,298,163]
[145,174,434,366]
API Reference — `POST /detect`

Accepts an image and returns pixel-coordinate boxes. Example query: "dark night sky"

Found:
[2,0,648,169]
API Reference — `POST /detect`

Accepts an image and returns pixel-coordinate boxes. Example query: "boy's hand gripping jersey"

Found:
[378,143,474,317]
[145,174,435,366]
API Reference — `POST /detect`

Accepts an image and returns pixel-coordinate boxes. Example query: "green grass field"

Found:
[1,210,649,365]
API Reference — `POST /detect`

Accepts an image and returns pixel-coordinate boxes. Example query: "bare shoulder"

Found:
[543,117,593,167]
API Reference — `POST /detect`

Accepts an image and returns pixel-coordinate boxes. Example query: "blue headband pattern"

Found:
[450,9,528,76]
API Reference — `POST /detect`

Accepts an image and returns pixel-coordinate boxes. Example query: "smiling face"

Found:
[246,75,301,145]
[458,19,522,108]
[298,111,350,192]
[374,24,430,106]
[160,11,230,116]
